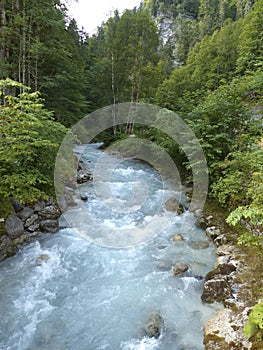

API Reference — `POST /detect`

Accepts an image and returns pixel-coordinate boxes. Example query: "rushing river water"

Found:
[0,144,220,350]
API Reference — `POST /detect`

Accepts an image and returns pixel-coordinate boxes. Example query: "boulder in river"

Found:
[164,198,184,214]
[77,172,92,184]
[173,262,189,276]
[190,240,210,249]
[40,220,59,233]
[144,311,165,339]
[171,234,185,241]
[80,194,88,201]
[36,254,50,265]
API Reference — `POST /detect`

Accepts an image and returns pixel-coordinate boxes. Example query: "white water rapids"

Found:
[0,144,220,350]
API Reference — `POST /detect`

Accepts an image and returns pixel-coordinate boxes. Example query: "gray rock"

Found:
[201,278,233,303]
[25,214,39,228]
[195,216,207,229]
[205,226,220,239]
[216,255,230,267]
[158,243,168,250]
[5,215,24,239]
[27,223,40,232]
[40,220,59,233]
[77,172,92,184]
[201,263,236,304]
[173,262,189,276]
[11,199,25,212]
[191,240,210,249]
[216,245,236,256]
[34,201,46,212]
[0,234,14,261]
[80,194,88,201]
[144,311,164,339]
[46,197,55,206]
[36,254,50,265]
[58,215,68,229]
[18,207,34,221]
[204,309,235,347]
[205,263,236,281]
[164,198,184,214]
[214,234,228,246]
[13,234,29,246]
[38,206,61,220]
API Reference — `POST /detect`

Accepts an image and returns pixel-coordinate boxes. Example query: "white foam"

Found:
[120,336,160,350]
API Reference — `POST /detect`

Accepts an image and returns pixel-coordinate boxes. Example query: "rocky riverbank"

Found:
[0,158,94,263]
[0,198,61,262]
[198,201,263,350]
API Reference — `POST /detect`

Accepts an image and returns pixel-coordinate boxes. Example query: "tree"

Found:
[0,0,88,126]
[236,0,263,73]
[0,79,66,203]
[84,8,161,110]
[41,18,88,126]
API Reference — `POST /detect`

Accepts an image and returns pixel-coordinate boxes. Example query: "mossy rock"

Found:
[144,311,164,339]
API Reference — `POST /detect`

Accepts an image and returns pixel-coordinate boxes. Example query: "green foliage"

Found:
[236,0,263,73]
[85,8,162,110]
[237,231,262,246]
[212,139,263,228]
[186,80,253,177]
[244,302,263,340]
[156,0,262,110]
[0,1,88,126]
[0,79,67,204]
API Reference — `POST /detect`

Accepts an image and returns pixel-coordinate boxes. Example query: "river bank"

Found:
[0,198,61,262]
[200,201,263,350]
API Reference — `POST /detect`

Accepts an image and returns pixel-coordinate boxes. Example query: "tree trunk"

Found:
[111,53,116,135]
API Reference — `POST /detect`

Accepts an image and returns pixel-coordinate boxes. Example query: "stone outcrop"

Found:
[198,203,263,350]
[0,198,61,262]
[204,308,252,350]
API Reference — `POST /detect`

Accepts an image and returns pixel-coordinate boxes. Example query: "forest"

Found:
[0,0,263,344]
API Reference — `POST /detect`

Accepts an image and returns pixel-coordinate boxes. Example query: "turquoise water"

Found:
[0,144,220,350]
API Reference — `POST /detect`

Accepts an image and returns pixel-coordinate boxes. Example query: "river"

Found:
[0,144,220,350]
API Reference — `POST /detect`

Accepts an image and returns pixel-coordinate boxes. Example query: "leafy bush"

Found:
[244,302,263,340]
[212,141,263,231]
[0,79,67,204]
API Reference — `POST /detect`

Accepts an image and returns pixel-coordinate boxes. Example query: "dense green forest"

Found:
[0,0,262,237]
